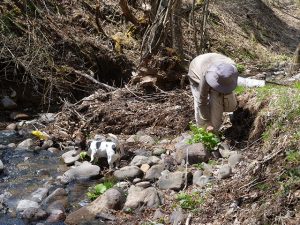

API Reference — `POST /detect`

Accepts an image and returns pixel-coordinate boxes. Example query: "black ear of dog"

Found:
[96,141,102,149]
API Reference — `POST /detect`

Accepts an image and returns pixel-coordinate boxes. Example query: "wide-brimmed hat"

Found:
[205,63,239,94]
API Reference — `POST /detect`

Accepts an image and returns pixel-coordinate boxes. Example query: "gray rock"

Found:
[174,138,190,152]
[218,164,232,179]
[42,188,67,207]
[47,147,59,154]
[126,135,138,143]
[139,135,155,145]
[21,207,48,221]
[17,200,39,212]
[124,186,162,209]
[130,155,150,166]
[152,147,166,156]
[7,143,16,148]
[6,123,17,130]
[38,113,56,123]
[0,160,3,172]
[113,166,143,181]
[193,172,210,187]
[157,171,185,191]
[218,143,232,158]
[133,148,152,157]
[61,149,80,165]
[170,208,185,225]
[133,178,142,184]
[1,96,17,109]
[228,153,242,167]
[46,209,66,223]
[65,188,125,225]
[202,163,213,176]
[114,181,131,190]
[135,181,151,188]
[16,138,34,150]
[58,162,100,184]
[149,156,161,165]
[144,164,164,181]
[175,143,210,164]
[41,140,53,150]
[31,188,49,203]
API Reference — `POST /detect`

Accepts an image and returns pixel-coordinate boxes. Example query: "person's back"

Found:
[188,53,235,84]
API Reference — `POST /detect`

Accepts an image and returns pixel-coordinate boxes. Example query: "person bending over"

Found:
[188,53,239,133]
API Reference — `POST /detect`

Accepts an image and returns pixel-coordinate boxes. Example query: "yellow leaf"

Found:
[31,130,49,140]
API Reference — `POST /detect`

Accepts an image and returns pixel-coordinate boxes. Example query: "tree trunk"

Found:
[171,0,184,59]
[199,0,210,53]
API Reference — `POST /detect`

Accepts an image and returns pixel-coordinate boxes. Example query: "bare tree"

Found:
[199,0,210,53]
[171,0,184,59]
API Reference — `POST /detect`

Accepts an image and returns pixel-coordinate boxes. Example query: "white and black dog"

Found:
[88,134,123,169]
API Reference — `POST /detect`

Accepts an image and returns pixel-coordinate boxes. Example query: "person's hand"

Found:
[206,125,214,132]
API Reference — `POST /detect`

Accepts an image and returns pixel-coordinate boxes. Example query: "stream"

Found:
[0,130,98,225]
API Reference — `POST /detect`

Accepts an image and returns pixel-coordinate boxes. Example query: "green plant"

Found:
[188,123,220,150]
[79,152,88,160]
[256,182,271,191]
[236,63,245,74]
[86,181,115,200]
[294,82,300,90]
[193,162,205,170]
[207,160,218,166]
[176,192,204,210]
[234,86,246,95]
[286,150,300,163]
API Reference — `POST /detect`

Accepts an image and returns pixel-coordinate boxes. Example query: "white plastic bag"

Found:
[237,77,266,87]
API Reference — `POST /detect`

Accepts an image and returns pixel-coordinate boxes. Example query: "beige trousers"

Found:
[190,83,237,131]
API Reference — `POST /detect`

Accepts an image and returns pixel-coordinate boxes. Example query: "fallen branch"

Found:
[73,69,116,91]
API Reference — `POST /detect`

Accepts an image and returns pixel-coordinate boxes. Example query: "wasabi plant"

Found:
[79,151,88,160]
[188,123,220,151]
[86,181,115,200]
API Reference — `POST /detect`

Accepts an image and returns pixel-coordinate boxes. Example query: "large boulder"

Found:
[123,185,162,209]
[175,143,210,164]
[61,149,80,165]
[144,164,164,181]
[113,166,143,181]
[58,162,100,184]
[16,138,34,150]
[1,96,17,109]
[64,188,125,225]
[157,171,189,191]
[16,200,39,213]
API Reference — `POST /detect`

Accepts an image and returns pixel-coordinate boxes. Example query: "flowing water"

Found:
[0,130,98,225]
